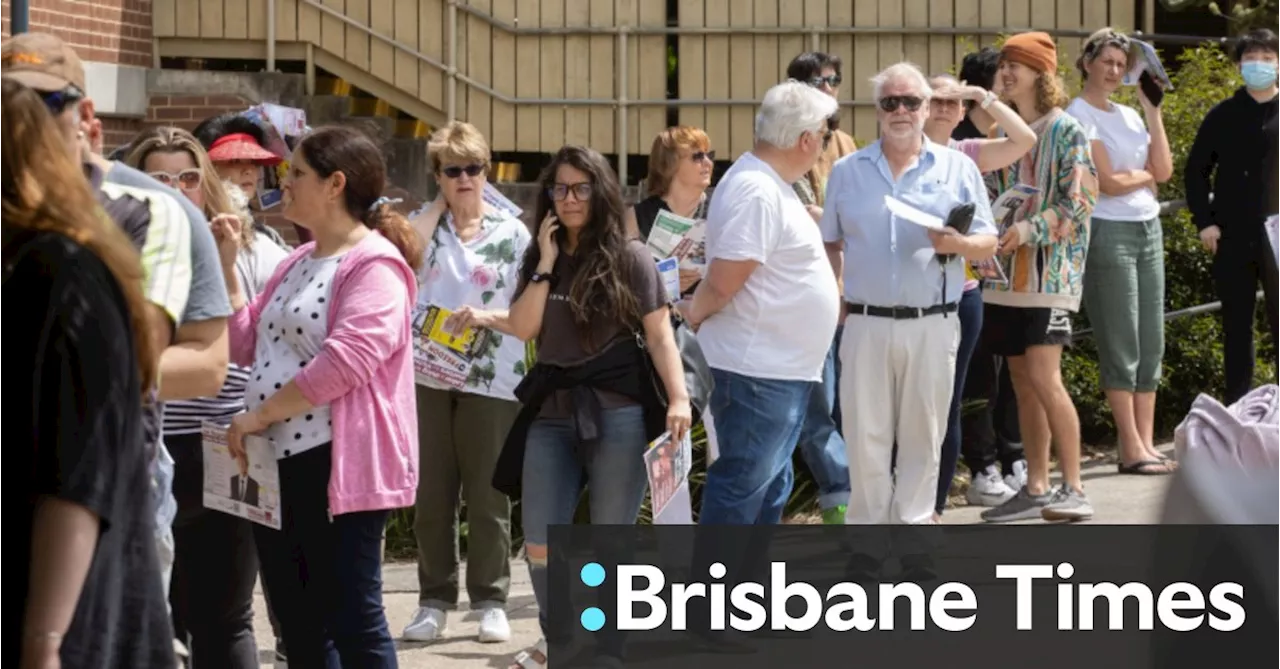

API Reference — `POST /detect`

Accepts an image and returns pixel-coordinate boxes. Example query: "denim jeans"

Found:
[796,328,850,511]
[699,368,812,526]
[254,444,397,669]
[936,287,984,514]
[522,404,650,654]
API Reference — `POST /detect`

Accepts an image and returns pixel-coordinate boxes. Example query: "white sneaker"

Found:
[967,465,1017,506]
[402,606,447,642]
[1004,459,1028,492]
[477,608,512,643]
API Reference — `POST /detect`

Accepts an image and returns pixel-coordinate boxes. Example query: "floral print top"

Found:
[414,207,532,401]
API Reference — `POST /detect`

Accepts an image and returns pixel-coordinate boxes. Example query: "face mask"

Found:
[1241,61,1278,90]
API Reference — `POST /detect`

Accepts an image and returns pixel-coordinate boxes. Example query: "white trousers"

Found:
[839,312,960,525]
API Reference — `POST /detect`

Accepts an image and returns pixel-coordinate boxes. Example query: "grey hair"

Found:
[754,80,840,149]
[871,62,933,101]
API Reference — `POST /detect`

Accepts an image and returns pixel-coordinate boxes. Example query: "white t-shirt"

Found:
[696,152,840,382]
[244,252,341,459]
[1066,97,1161,221]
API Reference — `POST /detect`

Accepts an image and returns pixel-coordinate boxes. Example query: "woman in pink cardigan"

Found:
[215,125,424,668]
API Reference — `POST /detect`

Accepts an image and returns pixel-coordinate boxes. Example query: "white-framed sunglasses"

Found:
[148,168,203,191]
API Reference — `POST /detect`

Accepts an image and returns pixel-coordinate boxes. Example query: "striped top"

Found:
[162,230,290,434]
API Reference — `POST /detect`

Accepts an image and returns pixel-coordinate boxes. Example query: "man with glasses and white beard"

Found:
[820,63,997,545]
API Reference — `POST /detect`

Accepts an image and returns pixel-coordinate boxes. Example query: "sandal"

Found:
[510,638,549,668]
[1118,459,1173,475]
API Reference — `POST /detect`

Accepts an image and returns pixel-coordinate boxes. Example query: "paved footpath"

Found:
[249,445,1176,668]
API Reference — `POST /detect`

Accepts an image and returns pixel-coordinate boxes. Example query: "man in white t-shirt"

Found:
[679,80,841,525]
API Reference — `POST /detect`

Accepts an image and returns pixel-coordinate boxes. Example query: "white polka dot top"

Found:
[244,252,343,459]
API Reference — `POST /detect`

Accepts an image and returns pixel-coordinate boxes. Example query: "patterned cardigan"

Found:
[983,107,1098,312]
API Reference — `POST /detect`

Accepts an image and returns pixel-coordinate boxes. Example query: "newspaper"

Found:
[646,208,707,270]
[644,430,694,524]
[482,182,523,219]
[1123,39,1173,89]
[202,422,281,530]
[411,304,492,389]
[656,257,680,302]
[973,184,1039,285]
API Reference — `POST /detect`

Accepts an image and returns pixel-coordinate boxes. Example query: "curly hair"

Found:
[517,145,642,349]
[2,79,159,392]
[1034,70,1072,114]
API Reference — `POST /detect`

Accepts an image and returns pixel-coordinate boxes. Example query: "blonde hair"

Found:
[645,126,711,197]
[1034,70,1072,114]
[1077,28,1135,81]
[2,79,159,392]
[427,121,491,173]
[123,126,236,222]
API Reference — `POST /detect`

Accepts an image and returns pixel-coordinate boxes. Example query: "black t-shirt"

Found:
[953,115,985,141]
[2,230,175,668]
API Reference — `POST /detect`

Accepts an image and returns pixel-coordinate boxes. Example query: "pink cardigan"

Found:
[229,232,419,516]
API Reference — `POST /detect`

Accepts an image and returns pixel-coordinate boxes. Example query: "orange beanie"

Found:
[1001,31,1058,74]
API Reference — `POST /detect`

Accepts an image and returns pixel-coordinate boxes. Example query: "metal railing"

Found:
[290,0,1228,184]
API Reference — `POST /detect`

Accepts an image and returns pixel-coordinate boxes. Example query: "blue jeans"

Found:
[254,444,397,669]
[936,287,984,514]
[699,368,812,525]
[796,328,850,511]
[522,404,650,650]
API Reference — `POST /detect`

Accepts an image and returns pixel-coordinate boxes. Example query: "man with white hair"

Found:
[821,62,999,530]
[680,80,841,525]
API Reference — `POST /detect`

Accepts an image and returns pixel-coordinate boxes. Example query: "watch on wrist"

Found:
[530,271,556,284]
[979,90,996,109]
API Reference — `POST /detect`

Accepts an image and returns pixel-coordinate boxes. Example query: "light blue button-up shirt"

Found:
[819,137,997,309]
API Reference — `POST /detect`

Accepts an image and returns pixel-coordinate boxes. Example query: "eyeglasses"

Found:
[690,150,716,163]
[148,168,203,191]
[808,74,842,88]
[878,95,925,112]
[548,182,593,201]
[38,85,84,115]
[441,163,486,179]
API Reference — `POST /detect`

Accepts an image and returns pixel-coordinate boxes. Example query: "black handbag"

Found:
[634,309,715,426]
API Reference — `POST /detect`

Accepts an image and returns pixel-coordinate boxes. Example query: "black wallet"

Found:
[938,202,976,263]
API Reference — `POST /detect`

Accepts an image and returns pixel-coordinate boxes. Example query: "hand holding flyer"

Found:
[412,304,491,389]
[203,421,281,529]
[646,209,708,276]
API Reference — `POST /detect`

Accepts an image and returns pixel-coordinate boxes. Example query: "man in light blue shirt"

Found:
[820,62,998,534]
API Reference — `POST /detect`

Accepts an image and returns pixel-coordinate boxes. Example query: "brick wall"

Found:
[1,0,153,67]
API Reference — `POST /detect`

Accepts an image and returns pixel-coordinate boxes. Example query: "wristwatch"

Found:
[979,90,996,110]
[529,271,556,285]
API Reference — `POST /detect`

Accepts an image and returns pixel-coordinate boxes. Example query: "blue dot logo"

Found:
[580,562,606,587]
[581,607,606,631]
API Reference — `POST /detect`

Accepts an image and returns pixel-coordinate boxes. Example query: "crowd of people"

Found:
[4,23,1277,669]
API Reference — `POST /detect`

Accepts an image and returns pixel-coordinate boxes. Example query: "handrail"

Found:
[451,0,1225,46]
[1073,291,1266,340]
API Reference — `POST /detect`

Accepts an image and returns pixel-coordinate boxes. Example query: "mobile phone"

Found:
[1139,70,1164,107]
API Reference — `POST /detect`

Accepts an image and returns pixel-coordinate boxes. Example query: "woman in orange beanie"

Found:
[980,31,1100,524]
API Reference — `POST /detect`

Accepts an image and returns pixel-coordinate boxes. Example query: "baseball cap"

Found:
[1,32,87,93]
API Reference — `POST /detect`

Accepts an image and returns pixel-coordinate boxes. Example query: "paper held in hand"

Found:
[411,304,491,389]
[482,182,523,219]
[202,421,281,530]
[644,430,694,525]
[884,195,944,230]
[646,209,707,276]
[1123,39,1173,89]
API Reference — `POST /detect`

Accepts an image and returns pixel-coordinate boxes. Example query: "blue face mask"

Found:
[1241,61,1278,90]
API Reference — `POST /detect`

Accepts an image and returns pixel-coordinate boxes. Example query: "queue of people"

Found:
[5,24,1277,669]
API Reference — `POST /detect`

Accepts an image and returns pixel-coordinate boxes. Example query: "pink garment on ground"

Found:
[229,231,420,515]
[1173,384,1279,471]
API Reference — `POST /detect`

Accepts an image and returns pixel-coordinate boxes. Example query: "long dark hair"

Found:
[295,125,424,271]
[518,145,641,348]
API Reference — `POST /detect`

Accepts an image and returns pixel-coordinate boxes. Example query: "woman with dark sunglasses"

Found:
[625,125,716,296]
[396,121,531,646]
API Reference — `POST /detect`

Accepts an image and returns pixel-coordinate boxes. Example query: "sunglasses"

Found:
[878,95,925,113]
[441,163,486,179]
[808,74,842,88]
[38,85,84,115]
[690,150,716,163]
[148,168,203,191]
[548,182,593,202]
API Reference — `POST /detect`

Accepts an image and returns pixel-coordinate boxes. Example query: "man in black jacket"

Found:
[1186,28,1280,406]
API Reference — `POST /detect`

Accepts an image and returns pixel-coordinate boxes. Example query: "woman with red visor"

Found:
[192,113,302,245]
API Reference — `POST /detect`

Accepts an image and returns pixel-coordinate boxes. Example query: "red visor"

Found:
[207,132,282,166]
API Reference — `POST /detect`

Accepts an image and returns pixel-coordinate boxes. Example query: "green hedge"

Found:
[385,41,1278,556]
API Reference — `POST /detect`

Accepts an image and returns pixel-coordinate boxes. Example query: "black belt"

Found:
[845,302,959,319]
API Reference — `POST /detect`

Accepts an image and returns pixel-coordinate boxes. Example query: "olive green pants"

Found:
[1082,216,1166,392]
[412,385,522,610]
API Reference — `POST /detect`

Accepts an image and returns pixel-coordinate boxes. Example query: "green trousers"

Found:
[412,385,521,610]
[1082,216,1166,392]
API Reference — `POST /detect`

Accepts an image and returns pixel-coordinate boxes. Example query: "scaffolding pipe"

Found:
[11,0,28,35]
[447,0,458,121]
[617,11,629,186]
[266,0,276,72]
